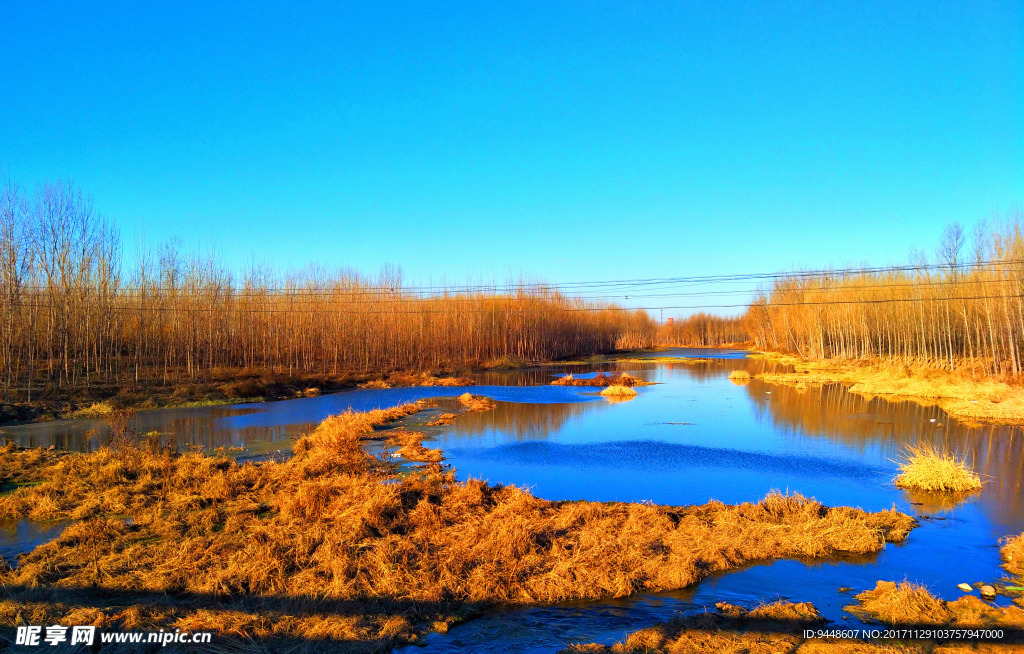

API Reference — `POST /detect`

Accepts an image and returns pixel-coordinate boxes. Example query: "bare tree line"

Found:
[0,180,655,402]
[745,219,1024,376]
[657,312,747,347]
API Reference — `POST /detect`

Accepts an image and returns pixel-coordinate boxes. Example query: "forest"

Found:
[0,180,654,402]
[745,221,1024,377]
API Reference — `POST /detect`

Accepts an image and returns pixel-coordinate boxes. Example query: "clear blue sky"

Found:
[2,1,1021,315]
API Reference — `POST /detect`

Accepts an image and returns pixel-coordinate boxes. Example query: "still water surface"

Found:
[2,348,1022,652]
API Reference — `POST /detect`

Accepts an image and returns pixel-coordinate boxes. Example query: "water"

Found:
[2,348,1022,651]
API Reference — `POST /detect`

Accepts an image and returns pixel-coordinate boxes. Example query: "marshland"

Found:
[4,194,1024,651]
[5,1,1023,651]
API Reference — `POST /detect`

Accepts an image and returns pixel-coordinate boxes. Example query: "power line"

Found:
[11,259,1024,302]
[12,292,1024,315]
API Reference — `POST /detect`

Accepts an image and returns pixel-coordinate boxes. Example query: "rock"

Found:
[980,585,996,599]
[958,583,973,592]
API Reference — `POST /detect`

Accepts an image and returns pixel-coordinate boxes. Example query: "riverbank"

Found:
[561,536,1024,653]
[0,348,677,428]
[751,353,1024,425]
[0,402,915,651]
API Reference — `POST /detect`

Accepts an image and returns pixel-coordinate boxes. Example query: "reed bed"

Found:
[0,406,914,650]
[728,370,751,382]
[893,444,983,493]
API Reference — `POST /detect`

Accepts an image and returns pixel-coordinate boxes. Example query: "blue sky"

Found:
[1,1,1021,315]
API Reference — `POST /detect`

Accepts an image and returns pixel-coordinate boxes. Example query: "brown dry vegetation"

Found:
[560,598,1021,654]
[600,385,639,397]
[383,429,444,464]
[0,405,914,651]
[755,358,1024,424]
[426,412,458,426]
[847,581,1024,630]
[1003,533,1024,581]
[551,372,647,387]
[729,370,752,382]
[457,392,497,412]
[893,444,983,493]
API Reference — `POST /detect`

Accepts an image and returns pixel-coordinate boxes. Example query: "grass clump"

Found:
[728,370,751,382]
[600,385,638,398]
[552,372,648,387]
[892,443,982,493]
[0,406,916,650]
[70,401,114,418]
[846,580,1024,629]
[385,429,443,463]
[458,392,497,412]
[426,412,458,426]
[1003,532,1024,579]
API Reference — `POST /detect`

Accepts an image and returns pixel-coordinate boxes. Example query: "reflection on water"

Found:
[444,400,600,443]
[2,347,1023,652]
[744,378,1024,526]
[0,519,69,564]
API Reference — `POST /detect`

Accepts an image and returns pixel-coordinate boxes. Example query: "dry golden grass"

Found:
[558,600,1010,654]
[0,406,915,650]
[846,580,1024,630]
[892,444,983,493]
[384,429,444,463]
[1002,532,1024,580]
[755,357,1024,424]
[426,412,458,426]
[559,600,823,654]
[458,392,497,412]
[70,401,114,418]
[562,593,1023,654]
[600,385,639,397]
[728,370,752,382]
[552,372,648,387]
[420,376,476,387]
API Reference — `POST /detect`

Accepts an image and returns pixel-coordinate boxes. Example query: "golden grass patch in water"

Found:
[385,429,444,463]
[756,357,1024,424]
[893,444,982,493]
[458,392,496,411]
[0,406,915,650]
[846,580,1024,630]
[600,385,638,397]
[559,600,824,654]
[70,401,115,418]
[552,372,648,387]
[728,370,751,382]
[1003,532,1024,580]
[563,596,1024,653]
[426,412,458,426]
